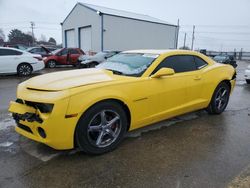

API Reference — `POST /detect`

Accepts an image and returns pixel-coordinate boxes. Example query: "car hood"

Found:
[25,69,114,91]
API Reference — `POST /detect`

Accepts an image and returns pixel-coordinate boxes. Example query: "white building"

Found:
[62,3,178,53]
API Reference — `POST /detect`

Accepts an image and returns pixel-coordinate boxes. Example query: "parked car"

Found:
[9,50,236,154]
[3,44,28,51]
[245,65,250,84]
[43,48,85,68]
[213,55,237,68]
[27,46,57,57]
[0,47,44,76]
[77,51,120,68]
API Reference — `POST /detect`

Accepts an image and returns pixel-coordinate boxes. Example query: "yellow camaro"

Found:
[9,50,236,154]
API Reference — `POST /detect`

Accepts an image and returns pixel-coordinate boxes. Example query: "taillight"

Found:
[34,56,43,61]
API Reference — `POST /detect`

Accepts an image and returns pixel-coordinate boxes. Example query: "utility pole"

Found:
[183,33,187,48]
[175,19,180,49]
[191,25,195,50]
[30,21,35,46]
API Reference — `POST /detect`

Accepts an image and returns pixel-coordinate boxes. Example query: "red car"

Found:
[44,48,85,68]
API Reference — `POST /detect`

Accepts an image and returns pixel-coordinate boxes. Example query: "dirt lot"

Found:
[0,63,250,188]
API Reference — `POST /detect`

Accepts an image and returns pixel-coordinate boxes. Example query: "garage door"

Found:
[65,29,75,48]
[80,27,92,52]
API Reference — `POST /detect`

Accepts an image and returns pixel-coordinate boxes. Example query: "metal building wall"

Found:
[102,14,177,51]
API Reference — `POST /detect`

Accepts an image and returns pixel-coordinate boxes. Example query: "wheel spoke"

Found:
[96,131,104,146]
[107,116,119,127]
[221,89,227,97]
[88,125,101,132]
[218,100,222,109]
[100,111,107,124]
[107,129,116,138]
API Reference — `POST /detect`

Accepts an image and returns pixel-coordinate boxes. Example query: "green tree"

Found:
[8,29,33,45]
[48,37,56,45]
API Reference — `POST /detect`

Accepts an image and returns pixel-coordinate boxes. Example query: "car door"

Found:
[185,56,208,106]
[0,49,22,73]
[69,49,80,64]
[57,48,68,65]
[148,55,195,120]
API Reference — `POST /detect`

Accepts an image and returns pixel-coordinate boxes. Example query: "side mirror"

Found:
[151,68,175,78]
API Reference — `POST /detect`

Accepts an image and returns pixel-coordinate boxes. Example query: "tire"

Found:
[75,101,128,154]
[246,79,250,84]
[88,62,98,68]
[47,60,56,68]
[17,63,32,76]
[206,82,230,114]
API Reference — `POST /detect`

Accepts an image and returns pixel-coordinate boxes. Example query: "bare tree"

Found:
[0,28,5,42]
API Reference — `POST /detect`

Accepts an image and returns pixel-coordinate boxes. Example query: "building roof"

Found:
[63,2,176,27]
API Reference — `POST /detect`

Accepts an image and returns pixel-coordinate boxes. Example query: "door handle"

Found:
[194,75,201,80]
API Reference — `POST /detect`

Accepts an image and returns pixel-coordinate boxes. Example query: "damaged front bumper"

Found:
[8,98,78,150]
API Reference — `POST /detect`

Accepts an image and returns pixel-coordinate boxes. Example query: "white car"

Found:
[245,65,250,84]
[0,47,45,76]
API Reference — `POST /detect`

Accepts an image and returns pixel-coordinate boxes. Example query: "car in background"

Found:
[43,48,84,68]
[245,65,250,84]
[77,51,120,68]
[213,55,237,68]
[3,44,28,51]
[0,47,44,76]
[27,46,57,57]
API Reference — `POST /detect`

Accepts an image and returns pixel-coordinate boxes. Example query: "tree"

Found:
[48,37,56,45]
[0,29,5,42]
[8,29,33,45]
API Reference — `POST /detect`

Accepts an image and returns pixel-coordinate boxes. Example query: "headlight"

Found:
[25,101,54,113]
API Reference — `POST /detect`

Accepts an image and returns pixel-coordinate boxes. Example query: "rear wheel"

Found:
[75,101,128,154]
[17,63,32,76]
[246,79,250,84]
[206,82,230,114]
[47,60,56,68]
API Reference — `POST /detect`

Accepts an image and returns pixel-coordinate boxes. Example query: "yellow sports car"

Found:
[9,50,236,154]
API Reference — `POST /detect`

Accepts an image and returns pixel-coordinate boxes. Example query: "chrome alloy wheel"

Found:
[87,110,121,148]
[215,87,229,110]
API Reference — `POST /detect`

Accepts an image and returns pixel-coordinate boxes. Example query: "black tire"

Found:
[75,101,128,154]
[206,82,230,114]
[17,63,33,76]
[47,60,56,68]
[88,62,98,68]
[246,79,250,84]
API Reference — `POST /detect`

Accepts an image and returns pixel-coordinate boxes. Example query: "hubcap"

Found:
[49,61,56,68]
[19,65,31,75]
[215,87,228,110]
[87,110,121,148]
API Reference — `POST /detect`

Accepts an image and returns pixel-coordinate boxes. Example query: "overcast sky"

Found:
[0,0,250,51]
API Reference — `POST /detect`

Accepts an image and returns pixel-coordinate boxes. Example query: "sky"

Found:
[0,0,250,51]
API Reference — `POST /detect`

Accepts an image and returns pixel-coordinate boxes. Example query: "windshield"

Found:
[52,48,61,54]
[214,55,227,61]
[96,53,158,76]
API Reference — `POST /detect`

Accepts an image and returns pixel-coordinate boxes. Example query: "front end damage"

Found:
[8,85,78,150]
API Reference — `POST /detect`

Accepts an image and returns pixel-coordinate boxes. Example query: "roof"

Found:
[63,2,176,27]
[123,49,200,55]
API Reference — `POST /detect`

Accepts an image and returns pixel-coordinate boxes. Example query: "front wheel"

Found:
[17,63,32,76]
[75,101,128,154]
[206,82,230,114]
[47,60,56,68]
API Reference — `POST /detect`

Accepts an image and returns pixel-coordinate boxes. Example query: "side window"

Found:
[194,56,208,69]
[59,49,68,55]
[152,55,196,74]
[70,49,79,54]
[0,49,22,56]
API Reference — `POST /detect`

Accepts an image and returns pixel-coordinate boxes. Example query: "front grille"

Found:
[17,123,33,134]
